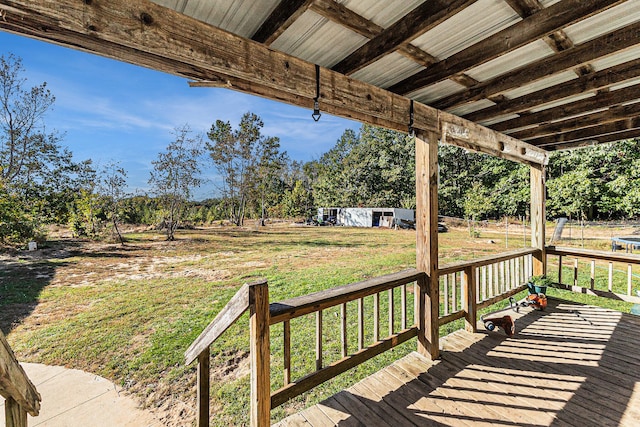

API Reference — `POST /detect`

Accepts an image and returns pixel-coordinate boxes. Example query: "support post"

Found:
[197,347,210,427]
[415,131,440,360]
[5,398,27,427]
[249,280,270,427]
[530,164,546,275]
[463,266,477,333]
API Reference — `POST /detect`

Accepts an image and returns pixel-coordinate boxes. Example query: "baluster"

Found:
[558,255,563,285]
[608,262,613,292]
[443,274,450,315]
[358,298,364,350]
[283,321,290,385]
[452,273,457,312]
[481,265,487,301]
[628,264,633,296]
[401,282,407,330]
[373,293,380,342]
[197,348,210,427]
[316,311,323,370]
[590,260,595,290]
[388,288,394,336]
[341,303,347,358]
[488,263,494,298]
[573,258,579,287]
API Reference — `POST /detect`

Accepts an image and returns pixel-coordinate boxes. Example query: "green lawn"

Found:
[1,222,636,425]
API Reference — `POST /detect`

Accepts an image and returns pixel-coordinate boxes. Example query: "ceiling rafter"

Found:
[490,82,640,133]
[540,128,640,150]
[526,116,640,146]
[461,57,640,123]
[504,0,593,76]
[388,0,626,95]
[332,0,477,75]
[511,102,640,140]
[0,0,549,166]
[251,0,314,45]
[433,21,640,113]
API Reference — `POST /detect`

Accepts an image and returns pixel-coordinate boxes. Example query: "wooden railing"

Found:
[546,246,640,303]
[0,330,41,427]
[438,248,538,331]
[185,250,544,427]
[269,269,421,408]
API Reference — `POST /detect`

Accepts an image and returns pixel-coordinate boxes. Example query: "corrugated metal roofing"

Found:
[412,0,520,60]
[58,0,640,150]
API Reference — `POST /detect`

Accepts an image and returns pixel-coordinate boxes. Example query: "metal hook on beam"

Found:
[312,64,321,122]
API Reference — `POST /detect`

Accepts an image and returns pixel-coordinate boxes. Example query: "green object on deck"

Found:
[631,305,640,316]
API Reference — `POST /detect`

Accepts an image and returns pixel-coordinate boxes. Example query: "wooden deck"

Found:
[274,298,640,427]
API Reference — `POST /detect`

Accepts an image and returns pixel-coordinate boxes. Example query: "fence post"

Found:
[5,397,27,427]
[463,266,477,333]
[197,348,210,427]
[249,280,270,427]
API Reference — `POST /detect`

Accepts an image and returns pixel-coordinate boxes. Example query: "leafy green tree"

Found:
[207,112,286,226]
[149,125,202,240]
[463,182,494,236]
[98,161,128,244]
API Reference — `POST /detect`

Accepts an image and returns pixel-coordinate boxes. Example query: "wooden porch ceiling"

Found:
[0,0,638,154]
[274,298,640,426]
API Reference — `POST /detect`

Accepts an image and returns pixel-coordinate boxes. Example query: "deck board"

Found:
[273,298,640,426]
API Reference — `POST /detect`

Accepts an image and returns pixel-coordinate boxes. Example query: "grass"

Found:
[1,222,637,425]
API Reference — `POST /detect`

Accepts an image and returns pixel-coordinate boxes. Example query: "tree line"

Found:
[2,53,640,245]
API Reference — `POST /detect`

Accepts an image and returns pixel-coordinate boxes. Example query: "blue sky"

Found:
[3,31,359,200]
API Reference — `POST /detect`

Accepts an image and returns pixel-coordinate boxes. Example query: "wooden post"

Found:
[197,348,210,427]
[249,280,270,427]
[530,164,546,275]
[5,398,27,427]
[463,266,477,333]
[416,131,439,360]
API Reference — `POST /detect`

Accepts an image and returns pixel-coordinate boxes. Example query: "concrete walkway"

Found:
[0,363,161,427]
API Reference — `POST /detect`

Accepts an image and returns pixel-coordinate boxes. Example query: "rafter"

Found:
[511,102,640,140]
[433,22,640,112]
[0,0,548,166]
[389,0,626,95]
[332,0,476,75]
[490,82,640,133]
[465,56,640,123]
[504,0,593,76]
[251,0,313,45]
[541,129,640,150]
[526,117,640,146]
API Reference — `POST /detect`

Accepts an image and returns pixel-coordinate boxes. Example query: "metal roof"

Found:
[7,0,640,152]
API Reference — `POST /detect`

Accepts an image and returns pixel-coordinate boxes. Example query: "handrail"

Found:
[0,330,41,423]
[269,269,423,325]
[547,246,640,264]
[185,281,252,365]
[438,248,539,276]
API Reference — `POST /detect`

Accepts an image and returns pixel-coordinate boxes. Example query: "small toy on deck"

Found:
[481,293,548,337]
[482,315,515,337]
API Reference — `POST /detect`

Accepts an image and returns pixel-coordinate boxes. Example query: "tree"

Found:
[149,126,202,240]
[207,112,286,226]
[98,161,128,244]
[463,182,494,237]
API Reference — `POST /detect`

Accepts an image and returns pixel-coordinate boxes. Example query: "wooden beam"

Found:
[251,0,313,45]
[310,0,441,69]
[530,164,546,275]
[504,0,593,76]
[389,0,626,95]
[463,56,640,123]
[416,131,440,360]
[332,0,476,75]
[526,117,640,146]
[0,0,546,166]
[541,129,640,150]
[511,102,640,140]
[491,82,640,134]
[0,331,40,417]
[433,22,640,112]
[440,111,549,166]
